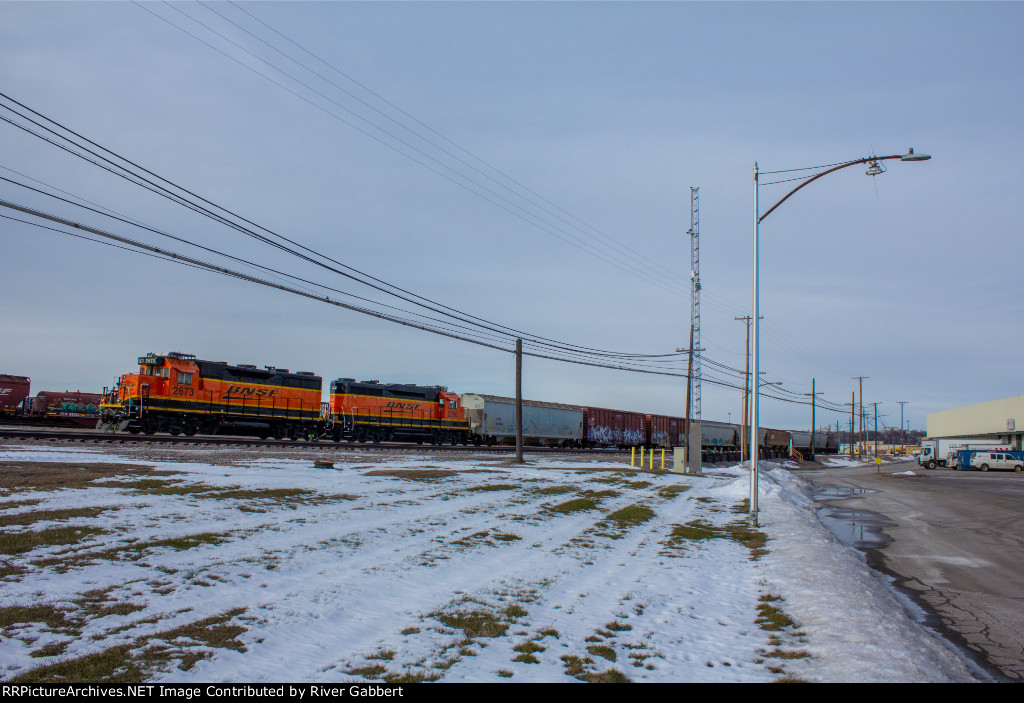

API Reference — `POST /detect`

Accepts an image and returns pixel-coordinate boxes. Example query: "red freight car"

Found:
[0,375,31,419]
[646,414,686,449]
[583,406,645,448]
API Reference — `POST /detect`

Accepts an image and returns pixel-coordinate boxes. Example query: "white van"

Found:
[969,452,1024,472]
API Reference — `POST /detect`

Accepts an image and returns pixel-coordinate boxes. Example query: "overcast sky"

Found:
[2,1,1021,435]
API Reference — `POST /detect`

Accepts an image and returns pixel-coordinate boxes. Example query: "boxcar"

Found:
[0,374,31,419]
[646,414,684,448]
[462,394,582,447]
[583,406,645,448]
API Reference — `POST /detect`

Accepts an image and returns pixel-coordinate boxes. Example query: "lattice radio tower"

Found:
[689,186,701,422]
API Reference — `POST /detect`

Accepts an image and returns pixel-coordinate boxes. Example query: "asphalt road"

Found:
[790,458,1024,682]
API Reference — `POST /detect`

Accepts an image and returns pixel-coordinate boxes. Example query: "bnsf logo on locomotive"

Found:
[224,386,280,398]
[385,401,421,410]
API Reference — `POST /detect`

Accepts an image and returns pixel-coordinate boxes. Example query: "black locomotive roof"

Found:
[196,359,322,390]
[330,378,447,401]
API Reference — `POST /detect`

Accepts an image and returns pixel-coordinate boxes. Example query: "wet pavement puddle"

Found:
[812,485,894,550]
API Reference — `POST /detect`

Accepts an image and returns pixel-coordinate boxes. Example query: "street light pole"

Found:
[749,149,930,517]
[750,163,761,515]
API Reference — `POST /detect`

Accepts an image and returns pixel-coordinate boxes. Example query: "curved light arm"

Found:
[759,151,928,223]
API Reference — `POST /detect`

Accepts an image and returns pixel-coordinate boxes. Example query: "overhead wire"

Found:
[134,1,692,299]
[205,0,700,296]
[0,93,690,363]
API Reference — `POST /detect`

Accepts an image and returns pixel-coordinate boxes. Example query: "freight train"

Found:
[0,374,101,427]
[96,351,838,460]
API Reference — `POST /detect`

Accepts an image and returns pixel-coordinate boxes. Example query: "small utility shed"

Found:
[926,394,1024,450]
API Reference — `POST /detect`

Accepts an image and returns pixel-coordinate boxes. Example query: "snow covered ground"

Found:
[0,444,978,683]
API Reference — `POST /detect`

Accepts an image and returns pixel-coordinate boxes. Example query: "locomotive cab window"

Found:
[176,371,193,385]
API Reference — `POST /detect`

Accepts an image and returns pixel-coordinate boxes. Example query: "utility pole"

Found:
[515,338,523,464]
[802,379,822,462]
[872,402,880,457]
[896,401,908,454]
[852,376,867,459]
[850,393,856,459]
[734,316,752,462]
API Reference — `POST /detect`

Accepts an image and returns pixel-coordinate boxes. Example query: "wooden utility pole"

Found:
[803,378,822,462]
[897,401,908,453]
[684,326,694,457]
[515,338,523,464]
[872,402,880,457]
[852,376,867,459]
[850,392,856,459]
[735,316,752,461]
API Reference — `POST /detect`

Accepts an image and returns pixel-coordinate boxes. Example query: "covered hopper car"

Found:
[462,394,583,447]
[22,390,102,426]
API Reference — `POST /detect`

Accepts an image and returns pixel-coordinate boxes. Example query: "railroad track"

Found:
[0,427,624,455]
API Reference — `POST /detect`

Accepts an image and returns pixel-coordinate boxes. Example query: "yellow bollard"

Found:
[631,446,636,467]
[640,446,645,470]
[661,449,665,471]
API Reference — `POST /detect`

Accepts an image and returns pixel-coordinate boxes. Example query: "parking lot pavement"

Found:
[789,459,1024,682]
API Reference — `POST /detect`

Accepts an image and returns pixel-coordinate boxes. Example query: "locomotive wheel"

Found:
[183,422,198,437]
[169,427,181,437]
[128,426,141,435]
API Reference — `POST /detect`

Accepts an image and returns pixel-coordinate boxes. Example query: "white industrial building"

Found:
[926,394,1024,450]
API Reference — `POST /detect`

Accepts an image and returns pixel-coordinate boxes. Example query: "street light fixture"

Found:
[749,149,931,517]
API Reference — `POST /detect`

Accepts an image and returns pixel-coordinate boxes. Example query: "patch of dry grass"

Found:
[364,468,502,480]
[0,525,109,556]
[0,507,110,528]
[0,462,179,492]
[9,608,248,682]
[664,518,768,559]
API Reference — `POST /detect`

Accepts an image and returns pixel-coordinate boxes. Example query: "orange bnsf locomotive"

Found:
[99,352,321,439]
[326,378,469,445]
